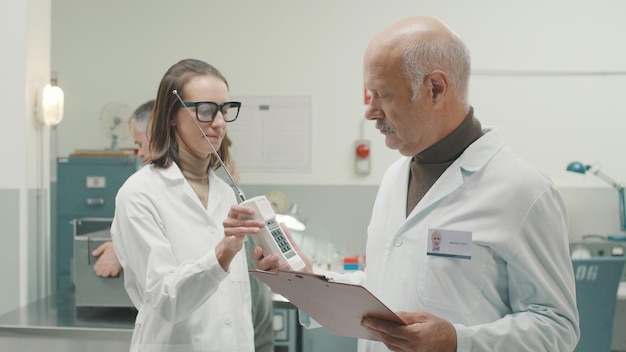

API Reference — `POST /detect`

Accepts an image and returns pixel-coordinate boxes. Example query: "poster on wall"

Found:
[228,96,311,172]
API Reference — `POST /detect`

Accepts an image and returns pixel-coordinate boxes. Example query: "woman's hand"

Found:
[223,204,266,237]
[223,204,314,273]
[218,204,265,270]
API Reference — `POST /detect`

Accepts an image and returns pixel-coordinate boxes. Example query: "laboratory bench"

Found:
[0,291,357,352]
[0,290,135,352]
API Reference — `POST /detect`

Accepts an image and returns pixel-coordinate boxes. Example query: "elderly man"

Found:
[228,15,579,352]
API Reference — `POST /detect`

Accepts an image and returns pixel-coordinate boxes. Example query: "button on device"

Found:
[224,317,231,325]
[394,238,403,247]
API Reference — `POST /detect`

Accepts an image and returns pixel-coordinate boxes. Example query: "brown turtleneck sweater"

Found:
[177,147,212,209]
[406,108,483,216]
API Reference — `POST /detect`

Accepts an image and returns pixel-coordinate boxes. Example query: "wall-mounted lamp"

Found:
[40,74,64,126]
[566,161,626,232]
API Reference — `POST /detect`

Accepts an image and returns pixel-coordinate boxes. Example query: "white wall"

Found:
[1,0,52,314]
[51,0,626,187]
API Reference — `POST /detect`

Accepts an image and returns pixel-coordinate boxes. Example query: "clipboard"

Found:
[251,270,405,340]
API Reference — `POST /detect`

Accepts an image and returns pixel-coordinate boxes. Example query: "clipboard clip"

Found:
[291,271,335,282]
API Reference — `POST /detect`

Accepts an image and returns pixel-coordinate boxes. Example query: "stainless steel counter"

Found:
[0,291,135,352]
[0,291,357,352]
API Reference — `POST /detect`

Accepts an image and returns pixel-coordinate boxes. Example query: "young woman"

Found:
[111,58,263,352]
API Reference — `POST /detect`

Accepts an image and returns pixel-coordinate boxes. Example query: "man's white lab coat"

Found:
[360,128,579,351]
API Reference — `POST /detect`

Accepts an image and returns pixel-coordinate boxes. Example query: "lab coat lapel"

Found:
[205,170,221,217]
[409,164,464,216]
[159,163,219,227]
[399,162,464,235]
[181,180,204,209]
[387,158,414,229]
[400,128,505,233]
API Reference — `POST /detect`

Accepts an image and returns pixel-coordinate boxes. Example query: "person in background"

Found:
[227,16,580,352]
[111,58,261,351]
[92,99,155,278]
[128,99,155,161]
[224,134,275,352]
[244,238,274,352]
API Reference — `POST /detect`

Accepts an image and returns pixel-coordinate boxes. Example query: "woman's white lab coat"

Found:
[354,129,579,352]
[111,163,253,352]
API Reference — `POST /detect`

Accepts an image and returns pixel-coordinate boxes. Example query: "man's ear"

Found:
[427,70,448,102]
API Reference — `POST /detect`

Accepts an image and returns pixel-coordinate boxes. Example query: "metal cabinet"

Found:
[273,301,357,352]
[301,326,358,352]
[273,302,300,352]
[55,156,141,294]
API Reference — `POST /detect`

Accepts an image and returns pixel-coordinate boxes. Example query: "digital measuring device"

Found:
[240,195,306,271]
[172,90,306,271]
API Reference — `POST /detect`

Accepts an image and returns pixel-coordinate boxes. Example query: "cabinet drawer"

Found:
[56,157,141,217]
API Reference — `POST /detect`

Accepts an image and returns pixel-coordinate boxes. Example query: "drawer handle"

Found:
[86,198,105,206]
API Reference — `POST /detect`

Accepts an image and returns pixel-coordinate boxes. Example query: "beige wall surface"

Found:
[51,0,626,187]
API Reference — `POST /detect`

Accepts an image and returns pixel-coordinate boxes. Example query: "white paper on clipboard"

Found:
[251,270,405,341]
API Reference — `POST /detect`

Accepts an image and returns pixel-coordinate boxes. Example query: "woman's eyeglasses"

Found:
[179,101,242,123]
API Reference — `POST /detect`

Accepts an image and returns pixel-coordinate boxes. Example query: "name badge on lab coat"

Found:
[427,228,472,259]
